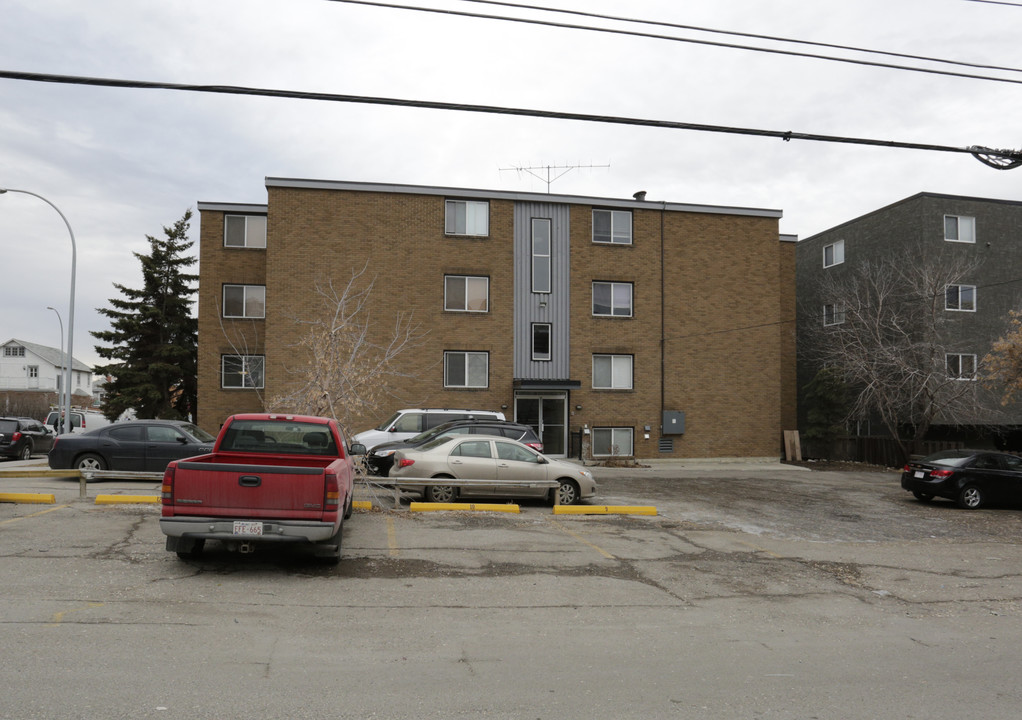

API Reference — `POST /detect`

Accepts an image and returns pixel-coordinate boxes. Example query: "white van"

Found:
[44,410,111,434]
[354,408,505,450]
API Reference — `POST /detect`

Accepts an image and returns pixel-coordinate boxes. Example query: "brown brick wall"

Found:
[198,186,789,458]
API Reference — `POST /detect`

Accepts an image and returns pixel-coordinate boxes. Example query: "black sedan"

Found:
[901,449,1022,509]
[48,420,216,473]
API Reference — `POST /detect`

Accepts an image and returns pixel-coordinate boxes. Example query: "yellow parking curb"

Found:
[94,494,160,505]
[410,502,520,513]
[553,505,658,516]
[352,500,373,511]
[0,492,56,504]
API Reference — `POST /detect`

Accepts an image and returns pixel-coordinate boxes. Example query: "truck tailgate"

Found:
[169,461,330,519]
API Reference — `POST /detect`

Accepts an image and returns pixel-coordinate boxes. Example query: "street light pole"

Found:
[45,306,66,431]
[1,188,77,435]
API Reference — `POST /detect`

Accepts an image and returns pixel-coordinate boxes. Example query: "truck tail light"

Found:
[162,465,175,505]
[398,458,415,468]
[325,472,340,509]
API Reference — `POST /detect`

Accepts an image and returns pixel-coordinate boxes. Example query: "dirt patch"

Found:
[784,459,901,473]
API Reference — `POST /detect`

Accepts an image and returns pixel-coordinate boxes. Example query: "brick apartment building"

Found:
[196,178,796,460]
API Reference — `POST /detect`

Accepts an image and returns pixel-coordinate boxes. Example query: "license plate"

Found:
[914,471,924,479]
[233,521,263,536]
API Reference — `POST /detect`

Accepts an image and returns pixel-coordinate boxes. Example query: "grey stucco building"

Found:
[797,192,1022,447]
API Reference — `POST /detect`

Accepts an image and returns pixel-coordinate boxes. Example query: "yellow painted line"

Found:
[548,518,615,559]
[386,516,399,557]
[410,502,520,513]
[94,494,160,505]
[553,505,657,516]
[0,492,56,504]
[50,602,105,626]
[352,500,373,511]
[0,504,70,525]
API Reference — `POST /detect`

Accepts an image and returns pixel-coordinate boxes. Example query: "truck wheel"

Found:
[76,453,107,472]
[316,522,343,566]
[343,492,353,520]
[175,539,205,560]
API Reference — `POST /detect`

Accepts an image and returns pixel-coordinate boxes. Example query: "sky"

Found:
[2,0,1021,370]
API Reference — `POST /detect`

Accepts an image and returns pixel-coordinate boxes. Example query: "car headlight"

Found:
[578,469,593,479]
[373,449,397,458]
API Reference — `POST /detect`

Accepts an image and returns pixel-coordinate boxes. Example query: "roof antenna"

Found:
[500,162,610,193]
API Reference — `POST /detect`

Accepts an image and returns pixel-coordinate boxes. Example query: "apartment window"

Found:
[593,354,633,389]
[823,240,844,268]
[445,200,489,236]
[444,276,489,312]
[532,218,552,293]
[593,209,632,244]
[3,346,25,357]
[946,353,977,380]
[823,303,845,326]
[222,355,265,389]
[223,285,266,318]
[593,281,633,317]
[532,323,551,361]
[593,427,634,457]
[944,215,976,243]
[224,215,267,248]
[444,351,489,388]
[945,284,976,312]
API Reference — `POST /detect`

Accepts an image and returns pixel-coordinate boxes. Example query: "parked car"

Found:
[390,434,596,505]
[901,449,1022,508]
[47,420,217,473]
[366,418,542,476]
[0,417,55,460]
[353,408,505,450]
[43,410,111,434]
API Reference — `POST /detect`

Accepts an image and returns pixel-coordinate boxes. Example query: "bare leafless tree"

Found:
[266,262,429,436]
[984,310,1022,405]
[802,243,984,461]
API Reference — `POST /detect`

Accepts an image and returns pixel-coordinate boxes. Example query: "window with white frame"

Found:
[593,427,634,457]
[532,323,551,361]
[27,366,38,379]
[823,302,845,326]
[593,281,633,317]
[224,215,267,248]
[946,353,977,380]
[593,354,633,389]
[445,200,489,236]
[944,215,976,243]
[532,218,552,293]
[823,239,844,268]
[3,346,25,357]
[223,285,266,318]
[444,275,489,312]
[592,209,632,244]
[945,284,976,312]
[222,355,265,389]
[444,351,489,388]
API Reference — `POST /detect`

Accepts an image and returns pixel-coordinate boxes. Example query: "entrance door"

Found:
[514,394,566,456]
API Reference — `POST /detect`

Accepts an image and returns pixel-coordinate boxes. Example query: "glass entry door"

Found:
[514,393,566,456]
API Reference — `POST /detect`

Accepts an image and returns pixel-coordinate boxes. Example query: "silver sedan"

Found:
[390,434,597,505]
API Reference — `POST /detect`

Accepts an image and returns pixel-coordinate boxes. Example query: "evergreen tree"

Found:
[92,210,198,421]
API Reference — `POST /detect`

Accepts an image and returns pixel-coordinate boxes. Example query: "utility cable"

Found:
[326,0,1022,86]
[1,69,1018,168]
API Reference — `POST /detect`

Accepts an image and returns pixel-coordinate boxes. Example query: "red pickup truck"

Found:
[159,413,364,564]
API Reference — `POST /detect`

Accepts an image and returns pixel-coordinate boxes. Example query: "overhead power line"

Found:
[327,0,1022,86]
[1,69,1018,169]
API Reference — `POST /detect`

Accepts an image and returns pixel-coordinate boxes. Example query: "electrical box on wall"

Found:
[662,411,685,435]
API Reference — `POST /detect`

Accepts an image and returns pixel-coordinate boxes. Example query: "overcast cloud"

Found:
[2,0,1021,368]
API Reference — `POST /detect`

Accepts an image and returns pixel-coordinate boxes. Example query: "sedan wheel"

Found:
[957,484,984,509]
[425,481,457,503]
[76,454,107,472]
[555,479,580,506]
[19,444,32,461]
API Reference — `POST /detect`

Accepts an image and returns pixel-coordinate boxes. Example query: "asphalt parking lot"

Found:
[2,460,1022,719]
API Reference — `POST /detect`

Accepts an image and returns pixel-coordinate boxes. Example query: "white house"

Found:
[0,338,93,398]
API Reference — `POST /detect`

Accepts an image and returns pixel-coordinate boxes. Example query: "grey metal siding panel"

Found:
[514,203,571,379]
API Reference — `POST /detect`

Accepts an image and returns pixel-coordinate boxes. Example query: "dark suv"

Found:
[366,419,542,476]
[0,417,55,461]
